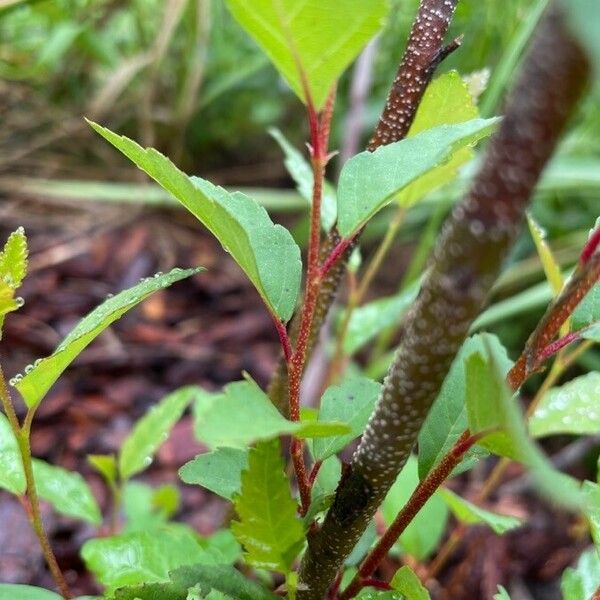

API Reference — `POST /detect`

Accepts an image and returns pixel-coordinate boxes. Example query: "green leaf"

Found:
[418,334,512,479]
[312,377,381,461]
[494,586,511,600]
[0,585,62,600]
[529,372,600,437]
[390,566,431,600]
[109,564,279,600]
[269,127,337,231]
[87,454,117,487]
[194,380,350,448]
[396,71,480,207]
[561,548,600,600]
[381,456,448,560]
[572,281,600,338]
[15,267,202,409]
[437,488,522,534]
[0,412,25,495]
[583,481,600,548]
[119,386,197,480]
[564,0,600,77]
[343,285,418,355]
[32,459,101,524]
[82,525,222,593]
[465,349,583,510]
[231,439,305,573]
[179,447,249,500]
[122,481,180,532]
[336,118,499,237]
[89,121,300,322]
[0,227,28,337]
[527,214,563,295]
[224,0,388,109]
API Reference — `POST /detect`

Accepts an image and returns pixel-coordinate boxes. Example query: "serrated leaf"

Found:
[390,566,430,600]
[396,71,480,207]
[119,386,197,479]
[561,548,600,600]
[418,334,512,479]
[32,459,101,524]
[269,127,337,231]
[88,454,117,486]
[89,121,300,322]
[179,447,248,500]
[343,285,418,355]
[438,488,522,534]
[527,214,563,295]
[337,118,499,237]
[193,380,349,448]
[382,456,448,561]
[15,267,202,409]
[224,0,388,109]
[82,525,222,593]
[109,564,279,600]
[312,377,381,461]
[231,439,305,573]
[529,372,600,437]
[0,585,62,600]
[0,412,25,495]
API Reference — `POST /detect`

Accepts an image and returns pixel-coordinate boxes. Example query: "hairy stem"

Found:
[298,5,590,597]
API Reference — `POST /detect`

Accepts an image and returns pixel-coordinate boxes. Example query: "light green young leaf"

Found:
[396,71,480,207]
[561,548,600,600]
[82,525,220,593]
[269,127,337,231]
[0,227,28,337]
[465,349,582,510]
[382,456,448,561]
[122,481,179,532]
[0,412,25,495]
[343,284,419,355]
[390,566,430,600]
[15,267,202,409]
[418,334,512,479]
[119,386,197,480]
[224,0,388,109]
[529,372,600,437]
[194,380,350,448]
[0,585,62,600]
[89,121,300,322]
[527,214,563,295]
[337,117,499,237]
[583,481,600,548]
[494,586,511,600]
[87,454,117,487]
[312,377,381,461]
[572,282,600,339]
[437,488,522,534]
[32,459,101,524]
[179,447,249,500]
[109,564,279,600]
[231,439,305,574]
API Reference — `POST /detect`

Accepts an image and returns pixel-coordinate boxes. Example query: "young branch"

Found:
[298,4,590,597]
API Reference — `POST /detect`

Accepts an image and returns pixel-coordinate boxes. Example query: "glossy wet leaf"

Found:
[231,439,305,573]
[82,525,222,593]
[179,447,248,500]
[109,564,278,600]
[382,456,448,560]
[438,488,523,534]
[0,227,28,336]
[0,412,25,495]
[418,334,512,479]
[396,71,480,207]
[312,377,381,460]
[32,459,101,524]
[269,127,337,231]
[561,548,600,600]
[224,0,388,109]
[89,121,301,322]
[119,386,197,479]
[337,117,499,237]
[530,372,600,437]
[390,566,430,600]
[194,380,349,448]
[16,267,202,409]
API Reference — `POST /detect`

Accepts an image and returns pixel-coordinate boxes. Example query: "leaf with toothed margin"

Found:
[88,121,301,322]
[224,0,389,110]
[336,117,499,238]
[15,267,202,409]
